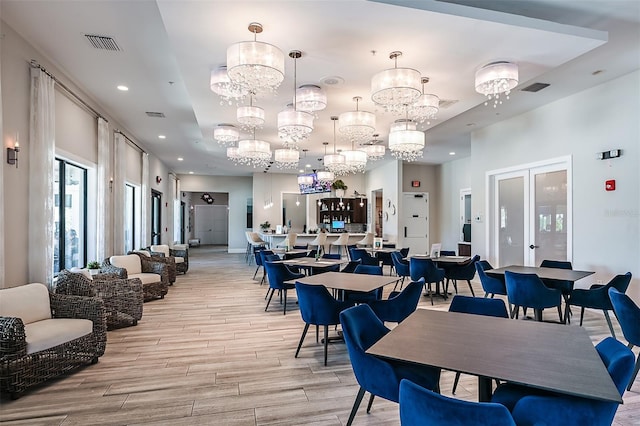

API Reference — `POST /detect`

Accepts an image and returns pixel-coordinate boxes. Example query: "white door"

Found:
[491,159,571,267]
[403,193,429,254]
[195,205,229,245]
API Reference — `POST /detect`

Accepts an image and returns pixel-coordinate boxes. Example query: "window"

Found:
[151,190,162,245]
[125,184,136,253]
[54,159,87,273]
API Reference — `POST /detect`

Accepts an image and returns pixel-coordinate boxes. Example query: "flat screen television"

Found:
[332,220,345,230]
[298,173,332,194]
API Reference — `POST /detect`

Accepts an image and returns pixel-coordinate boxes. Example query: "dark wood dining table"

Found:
[367,309,621,403]
[288,271,399,293]
[276,257,348,275]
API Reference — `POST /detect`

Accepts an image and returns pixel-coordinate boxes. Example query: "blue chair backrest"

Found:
[449,295,509,318]
[399,379,516,426]
[391,251,410,277]
[341,260,361,273]
[295,282,352,326]
[264,253,281,263]
[257,249,275,266]
[354,264,383,275]
[322,253,341,259]
[284,251,306,260]
[264,261,300,290]
[540,259,572,269]
[367,279,423,323]
[475,262,506,296]
[447,255,481,280]
[339,305,399,401]
[595,337,636,395]
[350,248,378,266]
[609,288,640,347]
[399,247,410,258]
[504,270,560,309]
[410,257,444,283]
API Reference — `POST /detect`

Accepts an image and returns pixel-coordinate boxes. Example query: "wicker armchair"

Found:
[55,270,143,330]
[102,254,169,301]
[150,244,188,275]
[0,283,107,399]
[134,249,176,285]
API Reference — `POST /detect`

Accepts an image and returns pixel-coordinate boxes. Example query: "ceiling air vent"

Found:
[84,34,121,51]
[521,83,550,93]
[438,99,459,109]
[145,112,166,118]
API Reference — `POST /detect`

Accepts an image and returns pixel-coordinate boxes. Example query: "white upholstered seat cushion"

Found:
[24,318,93,354]
[0,283,52,325]
[174,257,185,264]
[110,255,142,274]
[69,267,93,280]
[151,245,170,257]
[129,273,162,284]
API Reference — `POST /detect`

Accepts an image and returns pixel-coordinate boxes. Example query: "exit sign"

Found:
[411,180,421,187]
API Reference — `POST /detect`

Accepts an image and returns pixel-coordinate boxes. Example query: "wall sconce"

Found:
[109,177,114,192]
[7,133,20,168]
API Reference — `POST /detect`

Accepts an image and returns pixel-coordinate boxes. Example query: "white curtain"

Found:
[28,67,55,287]
[174,177,181,244]
[96,117,110,260]
[140,152,150,248]
[0,47,4,287]
[113,132,126,254]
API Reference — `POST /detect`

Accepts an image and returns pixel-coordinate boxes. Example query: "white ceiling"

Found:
[2,0,639,177]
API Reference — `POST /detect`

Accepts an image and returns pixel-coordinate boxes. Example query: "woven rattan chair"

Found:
[150,244,189,275]
[102,255,169,301]
[55,269,143,330]
[134,249,176,285]
[0,283,107,399]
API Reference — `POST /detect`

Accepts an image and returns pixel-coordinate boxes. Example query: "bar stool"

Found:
[330,232,350,257]
[308,232,328,255]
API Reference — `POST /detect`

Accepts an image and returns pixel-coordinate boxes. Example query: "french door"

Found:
[491,158,571,267]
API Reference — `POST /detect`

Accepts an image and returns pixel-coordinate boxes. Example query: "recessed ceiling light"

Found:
[177,157,183,161]
[449,152,456,156]
[117,85,129,91]
[298,169,304,173]
[305,164,311,168]
[189,171,194,174]
[158,135,166,139]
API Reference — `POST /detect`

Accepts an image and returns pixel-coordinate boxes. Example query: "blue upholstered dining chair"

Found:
[504,270,564,323]
[343,264,384,304]
[321,253,342,272]
[263,261,304,315]
[254,249,274,284]
[439,250,456,256]
[339,304,441,426]
[491,337,635,426]
[399,379,516,426]
[443,255,480,297]
[294,282,354,366]
[410,257,445,306]
[475,261,509,310]
[448,295,509,394]
[540,259,574,321]
[391,251,410,290]
[340,259,361,274]
[568,272,632,337]
[365,279,423,324]
[609,288,640,391]
[349,248,380,266]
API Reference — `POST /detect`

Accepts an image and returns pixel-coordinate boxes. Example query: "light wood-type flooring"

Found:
[1,246,638,425]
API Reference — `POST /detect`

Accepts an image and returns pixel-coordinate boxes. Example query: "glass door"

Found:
[495,171,527,267]
[531,168,568,265]
[151,190,162,245]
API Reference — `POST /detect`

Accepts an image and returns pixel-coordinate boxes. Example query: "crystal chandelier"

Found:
[278,51,314,147]
[316,143,335,184]
[297,174,313,185]
[339,96,376,143]
[371,51,421,114]
[214,124,240,146]
[274,147,299,169]
[343,137,368,174]
[409,77,439,124]
[475,61,518,108]
[227,146,241,163]
[227,22,285,94]
[237,93,265,130]
[360,135,385,161]
[209,65,248,105]
[325,116,349,177]
[388,113,425,162]
[236,130,272,168]
[296,84,327,113]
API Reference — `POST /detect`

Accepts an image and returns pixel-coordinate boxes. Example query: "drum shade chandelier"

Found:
[274,147,299,169]
[316,143,335,184]
[227,22,285,94]
[360,135,385,161]
[235,130,272,168]
[324,116,349,177]
[214,124,240,146]
[209,65,248,105]
[388,114,425,162]
[371,51,422,114]
[237,93,265,130]
[343,140,368,174]
[278,51,314,146]
[409,77,439,124]
[339,96,376,143]
[475,61,518,108]
[296,84,327,113]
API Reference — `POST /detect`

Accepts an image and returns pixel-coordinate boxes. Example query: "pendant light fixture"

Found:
[324,116,349,177]
[277,50,314,147]
[274,147,300,169]
[371,51,421,114]
[214,124,240,146]
[360,134,385,161]
[475,61,518,108]
[237,92,265,130]
[236,128,272,168]
[316,142,335,184]
[388,111,425,162]
[339,96,376,143]
[343,139,368,174]
[409,77,440,124]
[296,84,327,113]
[210,65,248,105]
[227,22,285,94]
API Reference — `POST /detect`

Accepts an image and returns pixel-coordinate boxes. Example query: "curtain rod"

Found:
[30,60,105,122]
[114,130,147,154]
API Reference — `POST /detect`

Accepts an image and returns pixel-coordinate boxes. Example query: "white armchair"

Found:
[151,244,189,274]
[102,254,168,301]
[356,232,374,248]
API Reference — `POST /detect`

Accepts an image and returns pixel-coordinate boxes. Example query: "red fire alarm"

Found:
[605,180,616,191]
[411,180,421,188]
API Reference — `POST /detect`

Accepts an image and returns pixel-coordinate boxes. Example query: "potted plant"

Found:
[86,261,101,276]
[259,221,271,232]
[332,179,348,198]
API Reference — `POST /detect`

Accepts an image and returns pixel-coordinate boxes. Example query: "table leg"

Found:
[478,376,493,402]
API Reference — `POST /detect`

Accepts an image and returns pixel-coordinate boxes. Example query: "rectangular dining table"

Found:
[367,309,621,403]
[406,254,471,264]
[276,257,348,275]
[288,271,400,293]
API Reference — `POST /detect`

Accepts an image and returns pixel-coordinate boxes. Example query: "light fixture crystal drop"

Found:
[296,84,327,112]
[214,124,240,146]
[237,101,265,129]
[237,138,272,168]
[274,147,300,169]
[475,61,518,108]
[371,51,421,114]
[339,97,376,143]
[227,146,241,163]
[343,148,368,173]
[409,77,439,124]
[388,128,425,162]
[360,139,385,161]
[316,170,334,184]
[325,116,349,176]
[277,51,314,146]
[226,23,285,94]
[210,66,248,105]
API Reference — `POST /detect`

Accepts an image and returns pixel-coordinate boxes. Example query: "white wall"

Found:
[403,162,444,249]
[437,157,472,252]
[468,70,640,301]
[178,174,252,253]
[366,160,401,244]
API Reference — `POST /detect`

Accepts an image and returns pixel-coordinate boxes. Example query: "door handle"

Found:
[404,227,407,238]
[529,244,539,249]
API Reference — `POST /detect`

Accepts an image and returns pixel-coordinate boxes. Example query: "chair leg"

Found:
[323,325,329,366]
[283,289,288,315]
[579,307,585,326]
[346,387,366,426]
[253,265,260,280]
[534,309,542,322]
[452,372,461,394]
[316,325,319,343]
[627,352,639,391]
[295,323,310,358]
[557,305,565,324]
[466,280,475,297]
[366,393,376,413]
[603,310,616,338]
[265,289,275,311]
